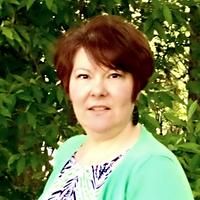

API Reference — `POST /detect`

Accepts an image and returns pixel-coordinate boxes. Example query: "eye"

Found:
[109,72,122,79]
[77,74,89,79]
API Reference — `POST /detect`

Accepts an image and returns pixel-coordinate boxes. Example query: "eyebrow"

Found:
[73,68,91,72]
[73,67,122,74]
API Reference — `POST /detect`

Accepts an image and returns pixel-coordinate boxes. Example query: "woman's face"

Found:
[69,47,134,135]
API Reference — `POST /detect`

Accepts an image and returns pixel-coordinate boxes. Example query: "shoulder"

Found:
[54,134,87,165]
[127,155,193,199]
[137,126,177,159]
[58,134,87,151]
[135,154,183,177]
[124,126,177,165]
[125,127,193,199]
[119,126,187,183]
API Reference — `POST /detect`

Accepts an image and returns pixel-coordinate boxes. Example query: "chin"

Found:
[84,123,113,134]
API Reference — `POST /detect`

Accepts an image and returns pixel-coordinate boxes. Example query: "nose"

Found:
[90,77,108,97]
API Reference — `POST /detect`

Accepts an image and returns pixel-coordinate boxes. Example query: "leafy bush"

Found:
[0,0,199,199]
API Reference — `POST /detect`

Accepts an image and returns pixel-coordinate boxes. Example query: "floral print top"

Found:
[45,152,123,200]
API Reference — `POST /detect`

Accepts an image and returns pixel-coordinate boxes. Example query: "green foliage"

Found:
[0,0,200,199]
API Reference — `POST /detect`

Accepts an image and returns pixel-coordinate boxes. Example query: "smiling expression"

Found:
[69,47,135,136]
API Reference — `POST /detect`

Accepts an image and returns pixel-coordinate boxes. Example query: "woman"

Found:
[39,15,194,200]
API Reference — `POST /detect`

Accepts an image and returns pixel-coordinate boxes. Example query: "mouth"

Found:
[88,106,110,111]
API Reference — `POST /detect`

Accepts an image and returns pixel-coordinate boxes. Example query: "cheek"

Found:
[69,81,89,103]
[113,83,133,101]
[68,80,77,102]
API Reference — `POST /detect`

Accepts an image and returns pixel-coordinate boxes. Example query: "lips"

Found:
[88,105,110,111]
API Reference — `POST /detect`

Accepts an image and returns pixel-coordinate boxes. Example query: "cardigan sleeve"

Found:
[128,155,194,200]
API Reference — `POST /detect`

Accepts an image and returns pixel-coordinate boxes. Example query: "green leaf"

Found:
[0,0,3,9]
[30,154,40,171]
[188,100,198,121]
[1,27,13,40]
[15,25,30,42]
[164,111,185,126]
[12,29,26,50]
[32,85,43,103]
[177,143,200,154]
[114,0,121,3]
[3,94,16,112]
[8,154,20,168]
[0,79,9,87]
[187,81,200,95]
[0,195,9,200]
[154,21,166,40]
[7,0,20,5]
[39,104,57,114]
[17,92,33,102]
[17,156,26,176]
[56,86,64,104]
[0,105,11,118]
[45,0,54,10]
[0,145,12,161]
[26,0,35,10]
[143,18,154,33]
[155,91,174,107]
[102,0,114,13]
[194,122,200,135]
[12,29,21,42]
[45,124,58,146]
[51,3,58,14]
[140,114,160,133]
[163,4,173,25]
[186,121,194,135]
[190,154,200,171]
[152,8,162,20]
[26,112,37,129]
[12,74,27,84]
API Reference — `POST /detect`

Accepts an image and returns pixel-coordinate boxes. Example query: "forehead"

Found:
[73,47,118,71]
[73,47,93,68]
[73,47,111,72]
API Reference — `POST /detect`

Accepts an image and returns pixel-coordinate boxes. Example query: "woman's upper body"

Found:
[39,125,194,200]
[39,15,194,199]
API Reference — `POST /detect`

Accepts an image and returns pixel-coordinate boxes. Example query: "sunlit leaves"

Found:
[1,27,13,40]
[143,18,154,39]
[0,0,200,199]
[163,4,173,25]
[164,111,185,127]
[140,114,160,133]
[188,100,198,121]
[178,143,200,154]
[0,106,11,118]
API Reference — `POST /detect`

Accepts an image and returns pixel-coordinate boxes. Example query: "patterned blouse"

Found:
[45,152,124,200]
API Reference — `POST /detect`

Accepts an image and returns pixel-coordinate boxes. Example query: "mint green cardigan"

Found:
[39,126,194,200]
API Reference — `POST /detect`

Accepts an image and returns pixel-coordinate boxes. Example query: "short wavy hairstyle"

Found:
[54,15,154,101]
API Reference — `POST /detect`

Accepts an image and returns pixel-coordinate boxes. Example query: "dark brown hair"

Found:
[54,15,154,101]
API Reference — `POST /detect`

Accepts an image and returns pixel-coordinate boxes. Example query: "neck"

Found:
[76,123,141,165]
[88,123,139,147]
